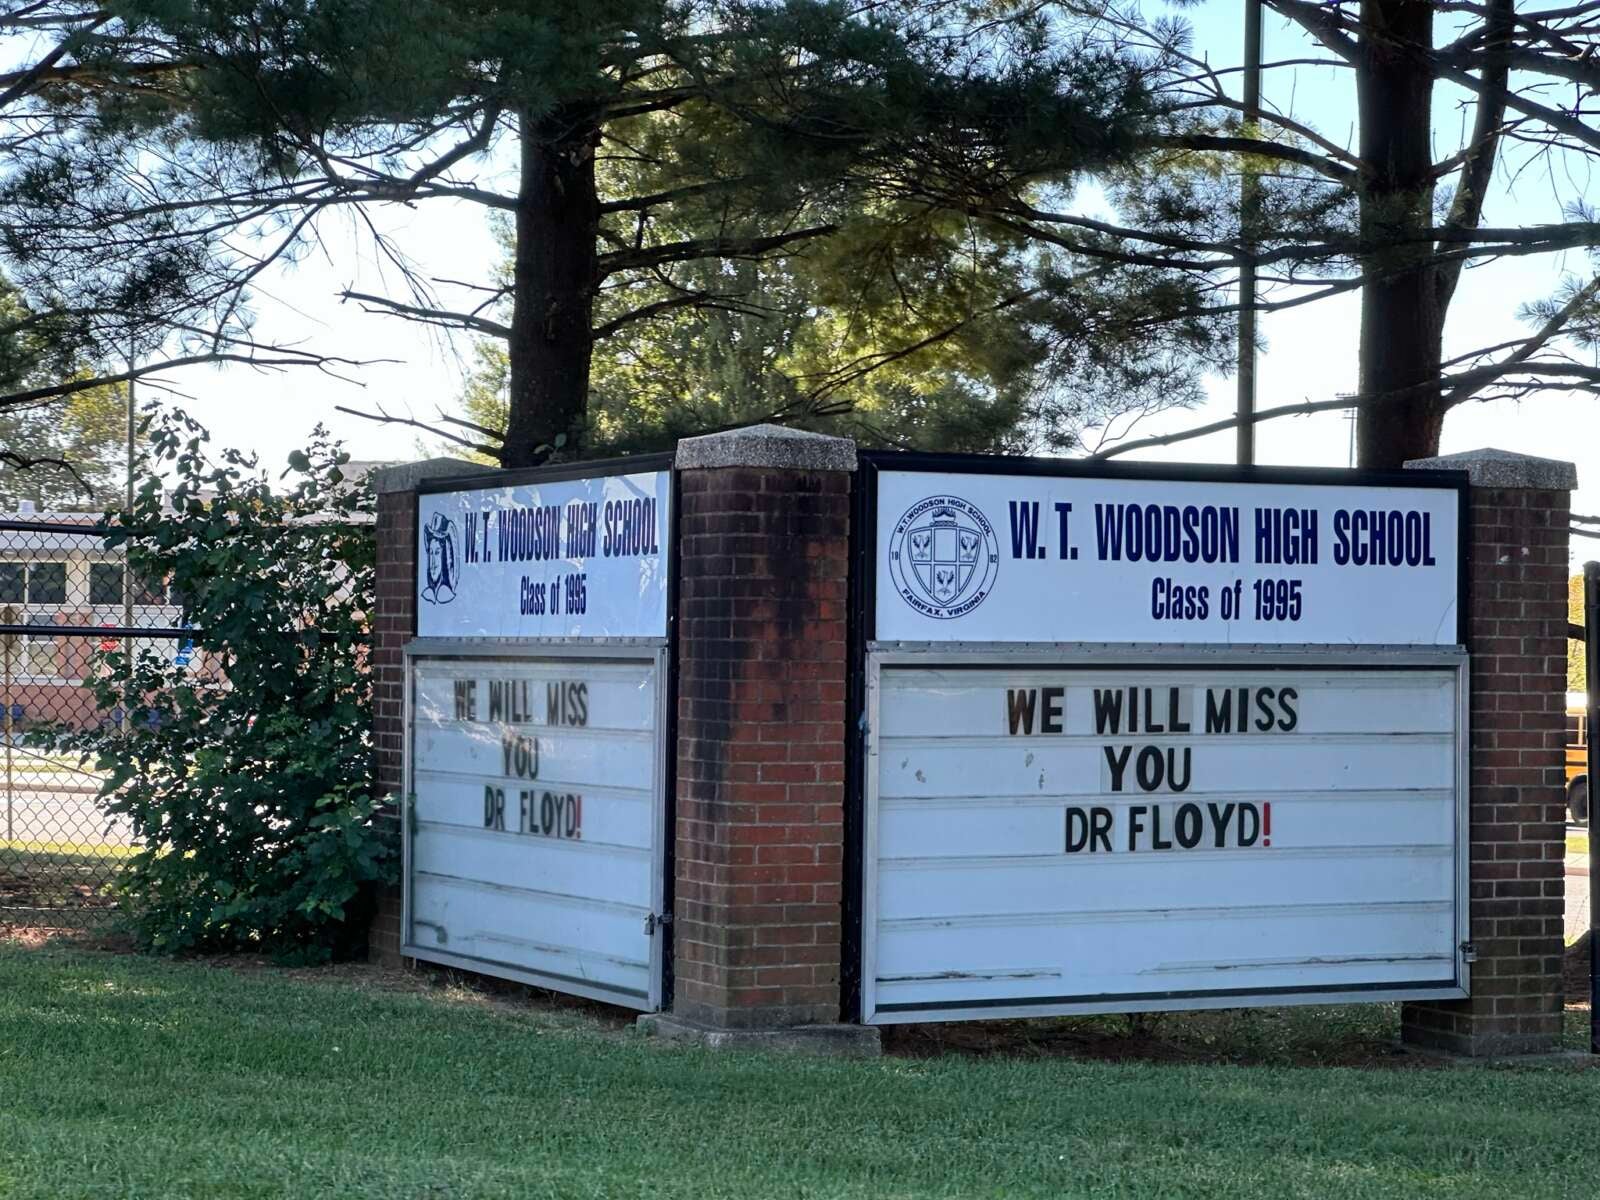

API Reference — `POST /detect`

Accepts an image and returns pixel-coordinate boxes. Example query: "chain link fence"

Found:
[0,517,196,930]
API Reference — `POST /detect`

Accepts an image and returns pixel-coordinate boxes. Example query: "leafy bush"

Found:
[54,410,394,959]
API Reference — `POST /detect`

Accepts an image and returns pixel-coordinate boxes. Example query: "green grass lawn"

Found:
[1,843,134,858]
[0,945,1596,1200]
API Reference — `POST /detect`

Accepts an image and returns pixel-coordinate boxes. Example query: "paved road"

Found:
[0,785,129,847]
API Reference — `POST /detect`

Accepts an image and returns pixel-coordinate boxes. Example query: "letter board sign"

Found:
[403,651,666,1008]
[856,455,1471,1024]
[417,467,670,639]
[872,465,1463,645]
[861,657,1468,1022]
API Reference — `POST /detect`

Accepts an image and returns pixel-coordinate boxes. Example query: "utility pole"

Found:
[122,343,135,638]
[2,605,14,845]
[1236,0,1263,467]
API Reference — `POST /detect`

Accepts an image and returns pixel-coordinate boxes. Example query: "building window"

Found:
[89,562,125,605]
[134,572,166,606]
[23,621,57,678]
[0,563,22,604]
[26,562,66,605]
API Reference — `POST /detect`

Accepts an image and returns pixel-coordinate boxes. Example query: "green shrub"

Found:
[53,410,394,960]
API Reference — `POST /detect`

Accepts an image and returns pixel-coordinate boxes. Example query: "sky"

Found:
[115,3,1600,554]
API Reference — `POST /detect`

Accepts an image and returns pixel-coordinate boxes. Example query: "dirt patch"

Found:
[0,922,132,951]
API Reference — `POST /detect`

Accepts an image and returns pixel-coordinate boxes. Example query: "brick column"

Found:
[367,457,476,965]
[664,425,862,1041]
[1401,449,1576,1057]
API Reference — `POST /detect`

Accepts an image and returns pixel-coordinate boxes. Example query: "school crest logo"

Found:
[887,496,999,619]
[421,511,458,606]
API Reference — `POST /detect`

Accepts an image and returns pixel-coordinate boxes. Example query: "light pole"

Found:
[2,605,14,845]
[122,343,135,635]
[120,342,136,732]
[1236,0,1263,467]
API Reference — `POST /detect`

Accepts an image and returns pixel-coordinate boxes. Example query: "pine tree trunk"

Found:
[502,107,601,468]
[1354,0,1443,469]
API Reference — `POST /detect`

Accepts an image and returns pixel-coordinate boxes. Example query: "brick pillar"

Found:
[368,457,476,965]
[1401,449,1576,1057]
[669,425,856,1032]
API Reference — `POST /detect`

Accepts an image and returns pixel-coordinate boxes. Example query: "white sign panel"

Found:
[863,660,1466,1022]
[417,469,669,639]
[874,470,1461,645]
[405,654,663,1008]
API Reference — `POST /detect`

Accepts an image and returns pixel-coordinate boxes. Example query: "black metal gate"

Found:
[1577,561,1600,1052]
[0,518,193,929]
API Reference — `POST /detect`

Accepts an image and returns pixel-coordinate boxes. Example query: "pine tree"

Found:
[960,1,1600,467]
[38,1,1220,464]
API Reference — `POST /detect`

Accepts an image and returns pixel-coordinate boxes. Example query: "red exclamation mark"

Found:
[1262,801,1272,847]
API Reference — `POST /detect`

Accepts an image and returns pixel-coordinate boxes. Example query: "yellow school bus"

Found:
[1567,692,1589,825]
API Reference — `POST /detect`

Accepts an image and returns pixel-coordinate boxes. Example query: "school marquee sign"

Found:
[858,455,1470,1024]
[415,465,670,640]
[394,448,1475,1026]
[874,468,1461,645]
[403,459,672,1010]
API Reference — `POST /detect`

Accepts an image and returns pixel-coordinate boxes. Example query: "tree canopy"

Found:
[8,2,1591,472]
[4,1,1235,466]
[0,1,374,420]
[0,268,128,504]
[964,0,1600,467]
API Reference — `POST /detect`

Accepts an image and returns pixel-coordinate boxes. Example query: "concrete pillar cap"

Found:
[1404,448,1576,490]
[370,457,482,495]
[675,424,856,472]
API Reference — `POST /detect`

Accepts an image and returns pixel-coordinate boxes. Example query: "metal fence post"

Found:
[1584,560,1599,1054]
[2,604,13,846]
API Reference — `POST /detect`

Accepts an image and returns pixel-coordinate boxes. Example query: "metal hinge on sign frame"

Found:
[1460,941,1478,963]
[645,912,673,936]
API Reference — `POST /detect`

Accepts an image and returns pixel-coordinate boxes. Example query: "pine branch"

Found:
[1435,0,1515,310]
[333,404,502,459]
[799,286,1041,404]
[1151,134,1357,185]
[1446,272,1600,396]
[0,348,388,413]
[1265,0,1365,64]
[598,225,837,273]
[1094,357,1600,462]
[338,291,511,338]
[598,178,753,215]
[0,10,110,110]
[0,449,94,499]
[0,56,184,108]
[591,292,768,341]
[1092,396,1364,461]
[1432,60,1600,157]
